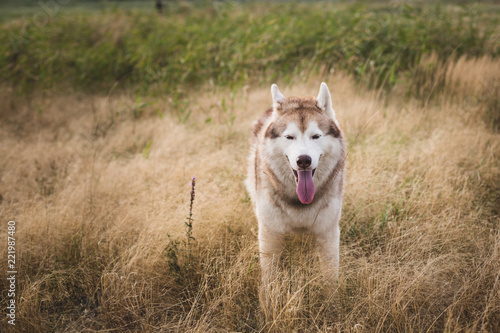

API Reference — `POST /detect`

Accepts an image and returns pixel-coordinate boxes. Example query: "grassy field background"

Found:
[0,1,499,332]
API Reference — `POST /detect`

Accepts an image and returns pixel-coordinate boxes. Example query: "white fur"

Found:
[246,83,345,281]
[271,83,285,111]
[317,82,339,127]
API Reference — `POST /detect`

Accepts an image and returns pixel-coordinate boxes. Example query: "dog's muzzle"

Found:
[288,155,316,204]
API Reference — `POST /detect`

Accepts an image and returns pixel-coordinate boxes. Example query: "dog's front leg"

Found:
[258,224,284,282]
[314,225,340,280]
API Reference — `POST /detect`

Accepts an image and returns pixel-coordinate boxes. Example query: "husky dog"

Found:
[245,82,346,280]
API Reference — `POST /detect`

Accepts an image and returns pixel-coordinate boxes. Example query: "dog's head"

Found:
[264,83,344,204]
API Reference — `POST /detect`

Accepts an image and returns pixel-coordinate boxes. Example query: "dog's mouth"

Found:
[292,168,316,183]
[292,168,316,205]
[286,155,317,205]
[295,169,316,204]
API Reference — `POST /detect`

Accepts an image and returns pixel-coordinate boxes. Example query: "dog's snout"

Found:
[296,155,312,169]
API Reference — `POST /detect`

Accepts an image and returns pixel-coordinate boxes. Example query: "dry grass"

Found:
[0,56,499,332]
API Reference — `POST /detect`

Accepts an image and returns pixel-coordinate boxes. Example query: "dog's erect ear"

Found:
[317,82,336,120]
[271,84,285,112]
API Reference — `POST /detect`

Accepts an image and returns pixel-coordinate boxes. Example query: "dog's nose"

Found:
[296,155,312,169]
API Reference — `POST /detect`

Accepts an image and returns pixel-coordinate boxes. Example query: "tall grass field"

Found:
[0,1,499,332]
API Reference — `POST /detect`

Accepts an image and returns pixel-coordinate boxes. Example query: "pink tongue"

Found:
[296,170,315,204]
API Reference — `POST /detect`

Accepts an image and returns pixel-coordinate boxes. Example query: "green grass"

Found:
[0,1,153,22]
[1,1,498,94]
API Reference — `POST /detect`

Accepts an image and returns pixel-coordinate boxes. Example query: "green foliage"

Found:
[168,91,192,123]
[141,139,152,159]
[132,95,154,119]
[0,2,498,93]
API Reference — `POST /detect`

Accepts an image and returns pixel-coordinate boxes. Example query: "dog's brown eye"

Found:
[312,134,321,140]
[285,135,295,140]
